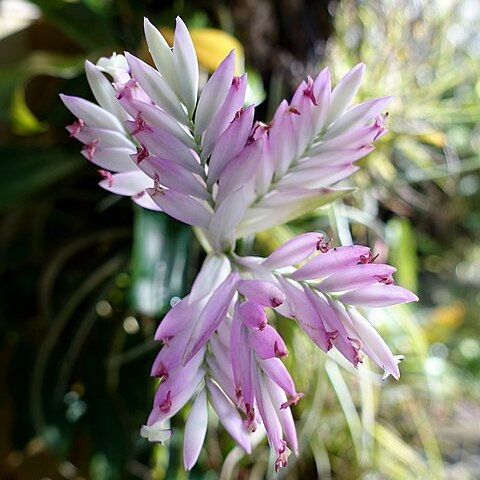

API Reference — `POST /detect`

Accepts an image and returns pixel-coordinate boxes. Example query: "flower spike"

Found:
[62,17,419,472]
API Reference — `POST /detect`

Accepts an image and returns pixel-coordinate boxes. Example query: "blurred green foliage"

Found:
[1,0,479,479]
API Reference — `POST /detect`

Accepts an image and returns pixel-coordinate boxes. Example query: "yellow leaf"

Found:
[417,131,447,147]
[190,28,244,74]
[429,301,465,328]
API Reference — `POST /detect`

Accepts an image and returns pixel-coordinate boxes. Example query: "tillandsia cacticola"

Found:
[61,17,418,472]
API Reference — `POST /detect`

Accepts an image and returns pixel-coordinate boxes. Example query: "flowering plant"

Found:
[62,17,417,472]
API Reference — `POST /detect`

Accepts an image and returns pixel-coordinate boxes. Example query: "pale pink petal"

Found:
[147,187,212,227]
[262,232,325,269]
[60,94,125,132]
[238,301,268,330]
[215,138,262,205]
[139,156,209,200]
[231,309,256,417]
[143,18,175,86]
[172,17,198,115]
[99,171,151,196]
[85,60,130,122]
[326,63,365,125]
[118,96,196,148]
[339,284,419,307]
[195,50,236,134]
[206,355,237,405]
[151,327,193,377]
[72,125,134,150]
[308,123,384,156]
[125,52,189,124]
[132,191,162,210]
[254,125,275,196]
[264,376,298,455]
[250,363,288,470]
[189,254,232,303]
[153,351,205,409]
[269,100,299,178]
[202,75,248,158]
[277,278,336,352]
[289,80,315,156]
[208,105,255,184]
[154,294,204,340]
[212,315,233,349]
[96,53,130,83]
[208,186,247,242]
[342,304,401,379]
[208,337,233,379]
[292,245,370,280]
[207,378,252,453]
[297,147,375,171]
[311,67,331,133]
[277,163,358,190]
[316,264,397,292]
[324,97,392,139]
[260,358,297,397]
[249,325,288,360]
[82,147,136,172]
[237,279,285,308]
[305,290,361,366]
[183,273,240,364]
[230,307,247,401]
[183,389,208,470]
[132,125,202,175]
[114,76,151,103]
[148,365,205,425]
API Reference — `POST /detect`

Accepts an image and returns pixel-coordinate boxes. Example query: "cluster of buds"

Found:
[62,17,417,471]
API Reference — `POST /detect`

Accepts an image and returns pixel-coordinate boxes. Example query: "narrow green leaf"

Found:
[386,217,418,293]
[11,86,48,135]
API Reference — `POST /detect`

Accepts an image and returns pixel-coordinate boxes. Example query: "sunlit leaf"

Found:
[10,86,48,135]
[386,217,418,293]
[244,67,266,106]
[416,131,447,147]
[190,28,245,74]
[375,423,430,477]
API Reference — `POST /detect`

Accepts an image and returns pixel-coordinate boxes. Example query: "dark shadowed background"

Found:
[1,0,479,478]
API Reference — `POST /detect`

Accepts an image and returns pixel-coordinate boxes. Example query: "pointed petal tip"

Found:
[345,62,366,81]
[143,17,155,34]
[59,93,72,104]
[398,288,419,303]
[175,15,187,28]
[382,368,400,381]
[381,355,404,381]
